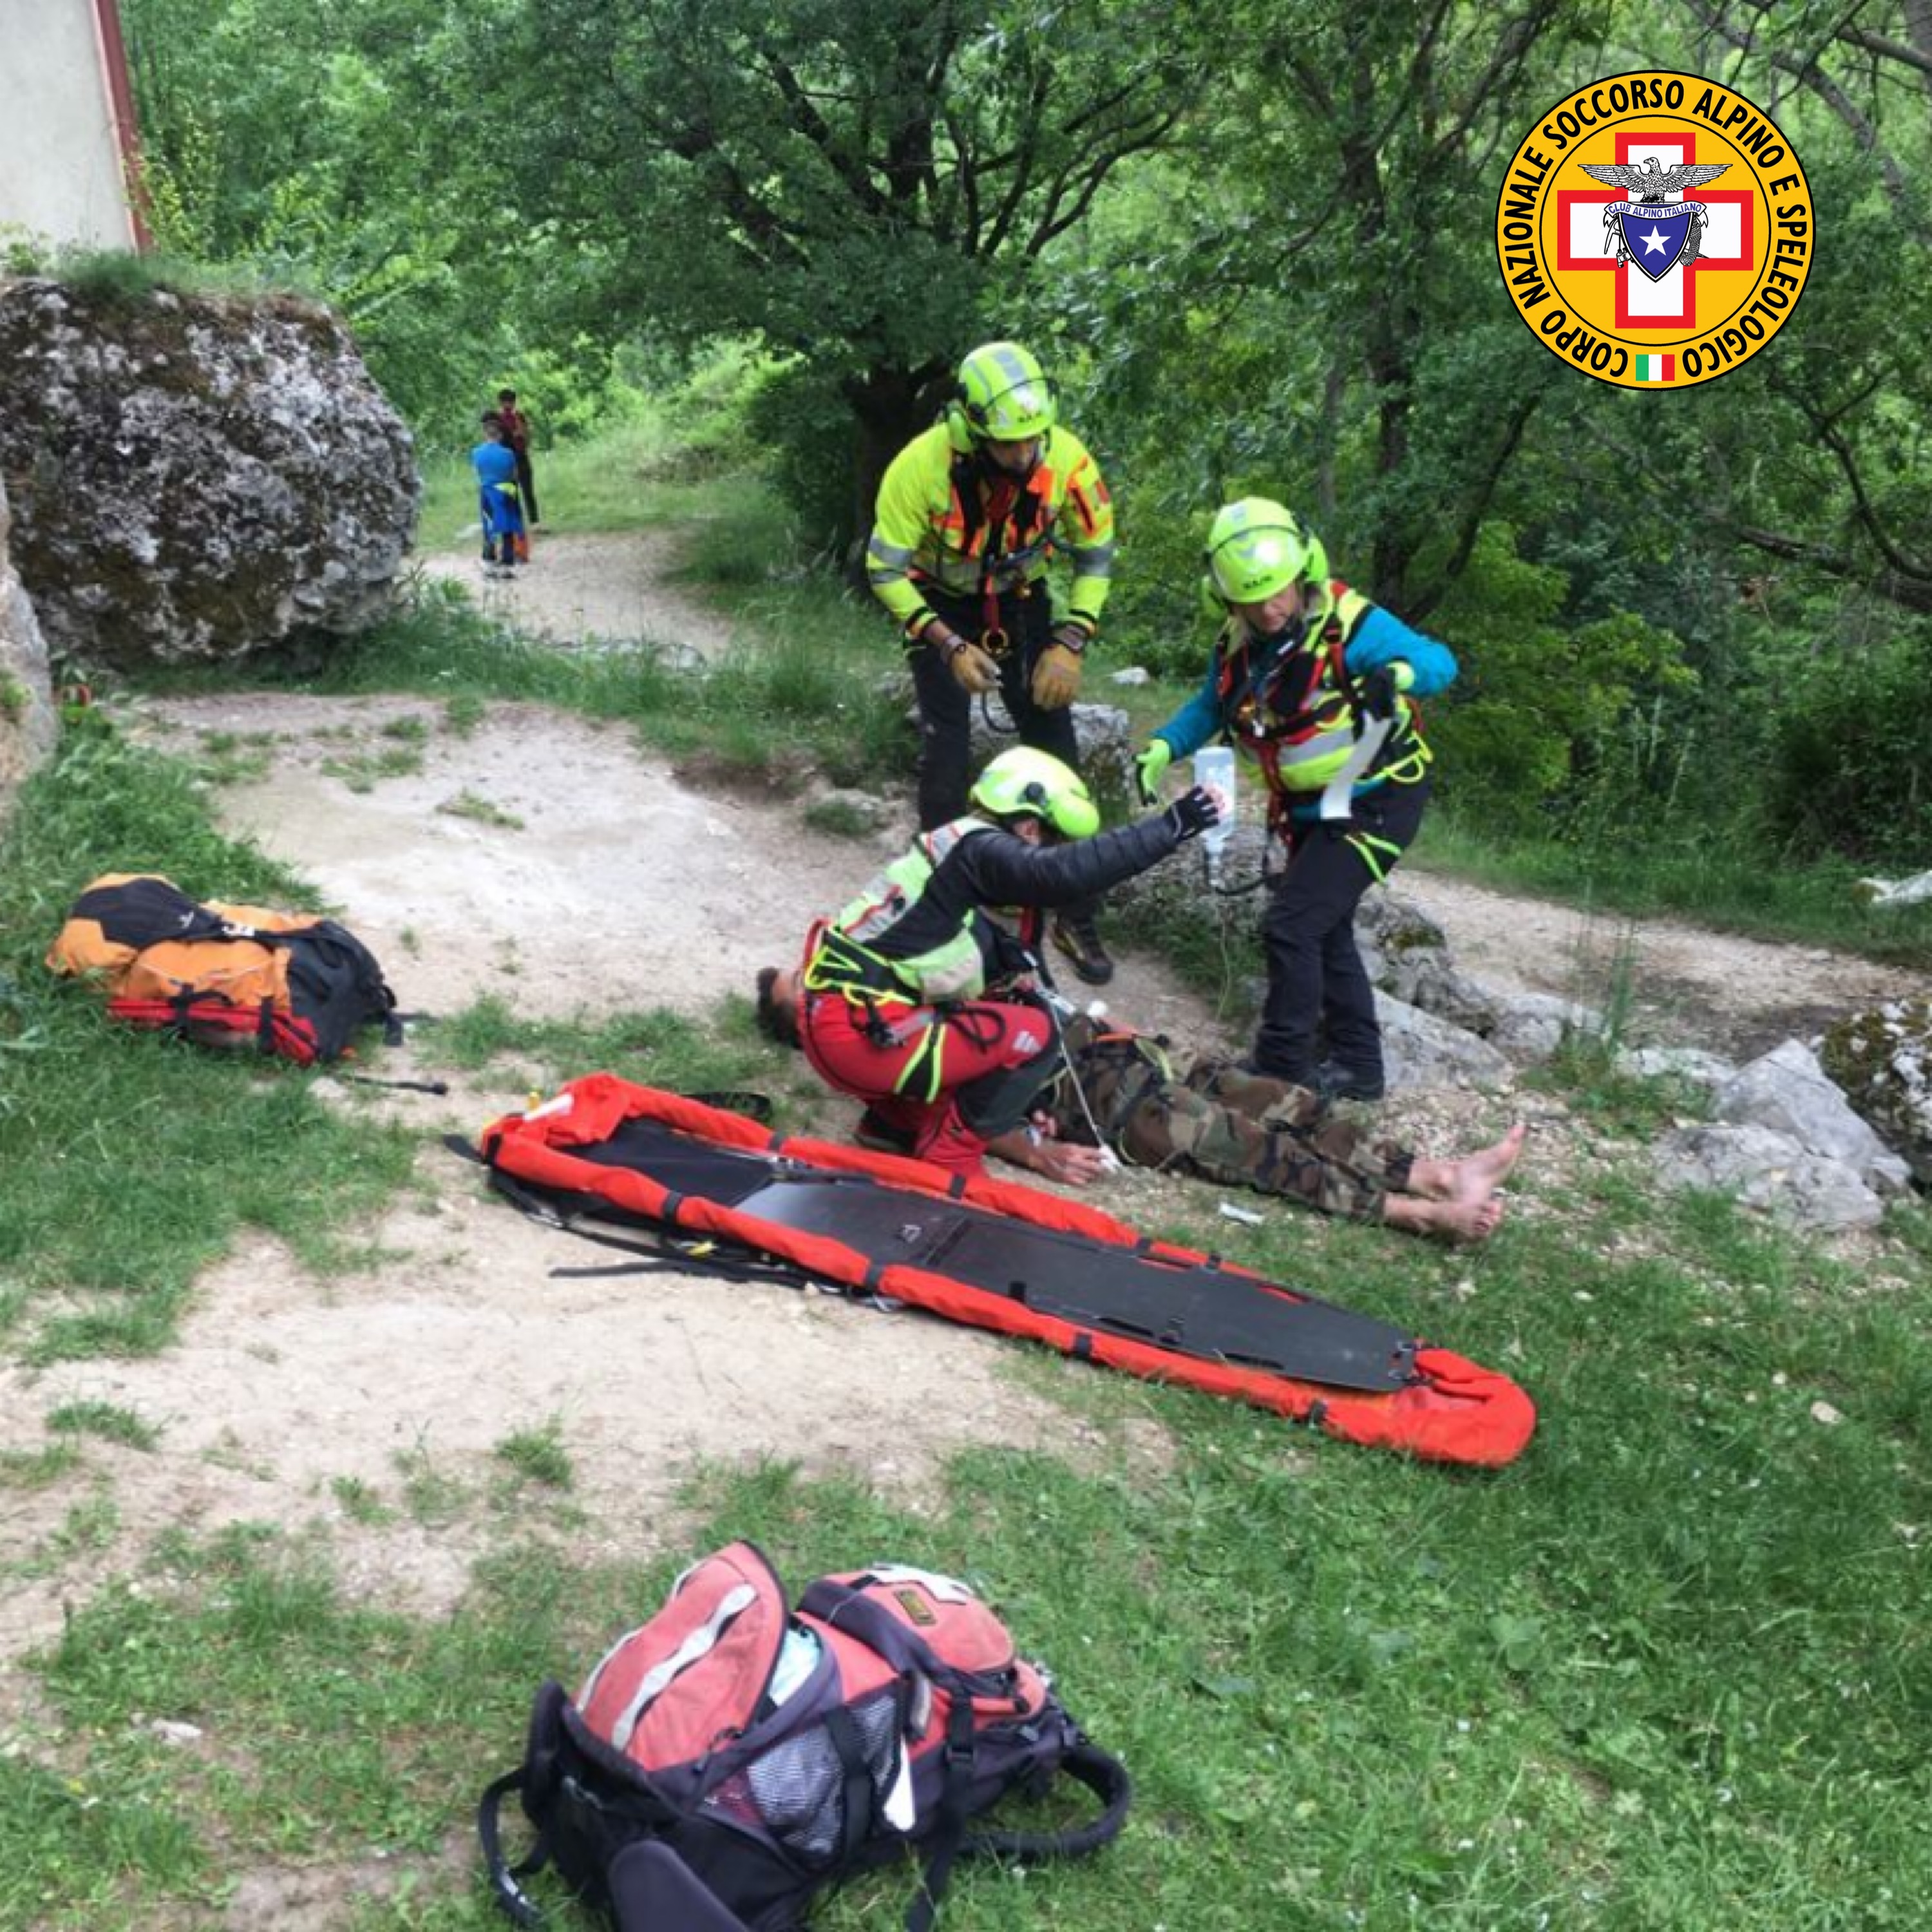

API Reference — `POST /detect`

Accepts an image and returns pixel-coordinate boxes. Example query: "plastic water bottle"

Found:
[1193,744,1235,879]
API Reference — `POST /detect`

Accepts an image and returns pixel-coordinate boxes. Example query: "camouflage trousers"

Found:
[1048,1027,1415,1222]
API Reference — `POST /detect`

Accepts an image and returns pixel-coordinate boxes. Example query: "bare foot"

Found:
[1448,1122,1527,1205]
[1409,1124,1526,1204]
[1383,1193,1508,1244]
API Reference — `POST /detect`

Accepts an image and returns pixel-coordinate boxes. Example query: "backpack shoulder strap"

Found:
[904,1717,1132,1931]
[963,1738,1133,1861]
[477,1767,549,1929]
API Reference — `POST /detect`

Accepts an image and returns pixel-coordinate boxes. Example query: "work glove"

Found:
[1030,630,1086,710]
[945,638,1001,696]
[1162,784,1222,844]
[1356,661,1411,721]
[1133,737,1173,806]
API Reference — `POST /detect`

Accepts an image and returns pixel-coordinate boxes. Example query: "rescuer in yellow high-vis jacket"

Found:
[866,340,1120,987]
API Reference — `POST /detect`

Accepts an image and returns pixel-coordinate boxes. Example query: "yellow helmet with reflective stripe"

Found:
[951,341,1058,446]
[970,747,1099,839]
[1202,498,1328,605]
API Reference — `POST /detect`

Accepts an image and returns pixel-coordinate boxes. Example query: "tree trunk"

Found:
[841,363,949,589]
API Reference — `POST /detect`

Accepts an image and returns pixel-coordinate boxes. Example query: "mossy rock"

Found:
[1821,997,1932,1186]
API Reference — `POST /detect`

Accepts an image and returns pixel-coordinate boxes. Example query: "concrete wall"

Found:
[0,0,142,251]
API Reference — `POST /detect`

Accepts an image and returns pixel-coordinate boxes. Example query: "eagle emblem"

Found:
[1578,158,1732,279]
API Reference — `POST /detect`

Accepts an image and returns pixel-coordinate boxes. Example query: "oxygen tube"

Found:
[1030,972,1122,1173]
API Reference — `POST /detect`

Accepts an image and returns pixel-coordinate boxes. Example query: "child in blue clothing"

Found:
[1133,500,1458,1100]
[471,412,526,577]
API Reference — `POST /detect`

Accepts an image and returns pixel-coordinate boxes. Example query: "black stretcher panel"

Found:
[557,1119,1419,1394]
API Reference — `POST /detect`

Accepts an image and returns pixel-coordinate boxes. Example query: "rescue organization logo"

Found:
[1494,71,1812,390]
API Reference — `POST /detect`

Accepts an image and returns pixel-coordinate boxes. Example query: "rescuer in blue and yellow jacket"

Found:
[1137,500,1458,1103]
[866,341,1120,987]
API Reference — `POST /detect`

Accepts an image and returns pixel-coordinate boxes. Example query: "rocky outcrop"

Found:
[1375,992,1513,1090]
[1652,1123,1888,1233]
[961,694,1137,800]
[1821,998,1932,1186]
[1711,1039,1913,1198]
[0,471,57,826]
[0,277,418,672]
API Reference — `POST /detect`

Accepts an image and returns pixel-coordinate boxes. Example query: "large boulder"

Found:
[0,471,57,826]
[0,276,418,672]
[1712,1038,1913,1197]
[1821,998,1932,1186]
[1654,1122,1887,1233]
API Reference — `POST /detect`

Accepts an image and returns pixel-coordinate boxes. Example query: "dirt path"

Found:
[1399,868,1922,1061]
[0,542,1210,1679]
[417,529,739,656]
[6,529,1919,1793]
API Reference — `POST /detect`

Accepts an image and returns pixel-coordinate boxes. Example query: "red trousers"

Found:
[800,991,1059,1176]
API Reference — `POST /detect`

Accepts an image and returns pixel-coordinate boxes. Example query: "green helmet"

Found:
[1202,498,1327,605]
[970,747,1100,840]
[954,341,1058,443]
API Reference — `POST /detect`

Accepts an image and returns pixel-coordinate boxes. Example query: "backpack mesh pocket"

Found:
[704,1687,902,1868]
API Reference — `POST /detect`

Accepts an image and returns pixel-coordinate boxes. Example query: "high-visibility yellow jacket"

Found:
[865,423,1116,642]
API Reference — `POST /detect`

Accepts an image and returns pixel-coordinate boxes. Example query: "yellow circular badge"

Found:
[1495,71,1812,390]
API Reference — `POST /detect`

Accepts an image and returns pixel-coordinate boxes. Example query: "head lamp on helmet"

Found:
[969,747,1100,840]
[1201,498,1328,608]
[947,341,1059,451]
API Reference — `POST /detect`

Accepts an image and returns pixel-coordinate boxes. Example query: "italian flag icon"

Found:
[1634,354,1676,383]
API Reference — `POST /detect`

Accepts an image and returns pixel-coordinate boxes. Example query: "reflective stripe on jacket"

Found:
[866,423,1115,638]
[809,819,998,1004]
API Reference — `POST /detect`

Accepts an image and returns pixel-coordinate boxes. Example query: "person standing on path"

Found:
[1137,499,1455,1101]
[496,388,540,529]
[471,412,526,578]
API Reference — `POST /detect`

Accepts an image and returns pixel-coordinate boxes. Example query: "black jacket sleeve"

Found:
[864,819,1182,971]
[952,814,1181,911]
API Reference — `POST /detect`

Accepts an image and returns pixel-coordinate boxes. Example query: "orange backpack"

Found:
[48,873,398,1066]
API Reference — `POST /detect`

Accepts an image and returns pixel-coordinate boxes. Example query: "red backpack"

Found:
[478,1541,1130,1932]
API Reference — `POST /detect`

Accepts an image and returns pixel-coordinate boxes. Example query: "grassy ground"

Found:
[0,715,421,1363]
[6,1159,1931,1929]
[1415,813,1932,969]
[5,443,1930,1929]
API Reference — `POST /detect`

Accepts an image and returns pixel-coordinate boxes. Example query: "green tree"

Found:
[460,0,1204,548]
[1072,0,1593,615]
[1681,0,1932,614]
[120,0,520,433]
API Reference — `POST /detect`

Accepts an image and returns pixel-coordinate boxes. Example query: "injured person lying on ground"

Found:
[755,973,1522,1245]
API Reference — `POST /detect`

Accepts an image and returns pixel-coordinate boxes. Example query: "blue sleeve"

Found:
[1150,652,1224,759]
[1344,606,1457,696]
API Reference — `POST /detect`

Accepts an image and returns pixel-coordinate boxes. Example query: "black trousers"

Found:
[513,448,539,524]
[1252,776,1431,1082]
[906,585,1083,830]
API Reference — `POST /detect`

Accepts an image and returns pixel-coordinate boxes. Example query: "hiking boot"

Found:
[1236,1054,1321,1095]
[1315,1059,1386,1103]
[855,1108,918,1155]
[1050,913,1115,987]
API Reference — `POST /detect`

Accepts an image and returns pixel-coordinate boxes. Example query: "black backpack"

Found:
[478,1540,1131,1932]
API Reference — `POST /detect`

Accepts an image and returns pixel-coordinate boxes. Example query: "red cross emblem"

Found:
[1556,131,1754,328]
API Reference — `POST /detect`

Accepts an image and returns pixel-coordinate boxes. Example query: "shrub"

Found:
[1763,625,1932,864]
